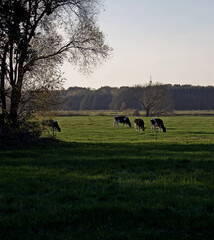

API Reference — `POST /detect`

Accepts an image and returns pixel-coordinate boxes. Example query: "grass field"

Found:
[0,115,214,239]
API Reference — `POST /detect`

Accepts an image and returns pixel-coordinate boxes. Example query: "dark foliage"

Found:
[60,85,214,111]
[0,112,42,146]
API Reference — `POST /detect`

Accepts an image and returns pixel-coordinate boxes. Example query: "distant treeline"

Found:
[60,85,214,111]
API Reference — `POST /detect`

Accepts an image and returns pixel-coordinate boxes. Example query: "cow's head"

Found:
[54,121,61,132]
[126,118,132,127]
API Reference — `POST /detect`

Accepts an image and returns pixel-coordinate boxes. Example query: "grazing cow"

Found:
[113,116,131,128]
[134,119,145,131]
[42,119,61,136]
[150,118,166,132]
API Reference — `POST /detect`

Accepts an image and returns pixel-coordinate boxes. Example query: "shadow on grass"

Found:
[0,142,213,240]
[0,142,213,170]
[188,131,214,135]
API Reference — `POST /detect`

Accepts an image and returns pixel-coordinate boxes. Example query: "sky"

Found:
[62,0,214,89]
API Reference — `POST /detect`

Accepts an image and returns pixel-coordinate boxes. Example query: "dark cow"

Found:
[113,116,131,128]
[42,119,61,136]
[134,119,145,131]
[150,118,166,132]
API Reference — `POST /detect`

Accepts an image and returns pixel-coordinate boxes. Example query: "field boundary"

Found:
[47,110,214,117]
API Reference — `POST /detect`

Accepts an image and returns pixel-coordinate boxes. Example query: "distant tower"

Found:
[149,75,152,85]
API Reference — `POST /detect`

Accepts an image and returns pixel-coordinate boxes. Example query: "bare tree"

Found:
[124,83,173,117]
[0,0,111,130]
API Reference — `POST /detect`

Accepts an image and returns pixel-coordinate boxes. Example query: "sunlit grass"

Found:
[56,115,214,144]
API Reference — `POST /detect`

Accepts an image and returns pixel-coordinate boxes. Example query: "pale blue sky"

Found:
[62,0,214,89]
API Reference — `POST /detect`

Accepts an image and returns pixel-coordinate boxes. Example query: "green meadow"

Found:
[0,115,214,239]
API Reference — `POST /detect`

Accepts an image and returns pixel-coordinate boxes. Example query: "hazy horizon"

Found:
[64,82,214,91]
[62,0,214,89]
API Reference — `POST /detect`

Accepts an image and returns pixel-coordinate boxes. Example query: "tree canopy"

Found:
[59,85,214,113]
[0,0,111,131]
[120,83,173,116]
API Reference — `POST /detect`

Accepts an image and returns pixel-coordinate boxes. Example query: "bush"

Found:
[132,110,140,116]
[0,112,43,144]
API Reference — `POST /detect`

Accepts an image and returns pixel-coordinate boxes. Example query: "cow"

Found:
[150,118,166,132]
[113,116,131,128]
[134,119,145,131]
[42,119,61,136]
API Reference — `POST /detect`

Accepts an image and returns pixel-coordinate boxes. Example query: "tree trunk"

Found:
[9,64,25,127]
[145,108,150,117]
[0,44,8,130]
[10,87,20,126]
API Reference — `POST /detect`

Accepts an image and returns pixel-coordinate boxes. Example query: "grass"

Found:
[0,115,214,239]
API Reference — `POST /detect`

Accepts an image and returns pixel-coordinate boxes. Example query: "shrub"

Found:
[0,112,43,144]
[132,110,140,116]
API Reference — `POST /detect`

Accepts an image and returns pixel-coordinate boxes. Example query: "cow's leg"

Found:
[114,120,119,127]
[54,128,57,137]
[113,120,116,128]
[151,124,156,132]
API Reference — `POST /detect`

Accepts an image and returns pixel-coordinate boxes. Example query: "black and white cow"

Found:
[113,116,131,128]
[150,118,166,132]
[134,119,145,131]
[42,119,61,136]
